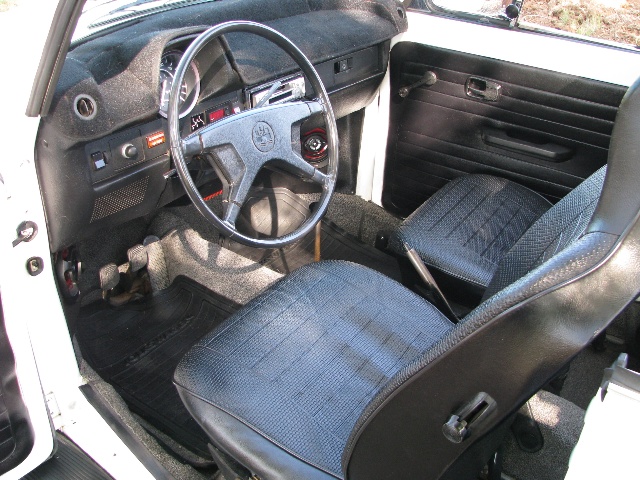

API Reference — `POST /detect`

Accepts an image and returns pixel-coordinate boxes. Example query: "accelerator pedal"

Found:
[144,235,169,292]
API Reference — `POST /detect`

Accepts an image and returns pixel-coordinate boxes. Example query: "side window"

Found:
[410,0,640,48]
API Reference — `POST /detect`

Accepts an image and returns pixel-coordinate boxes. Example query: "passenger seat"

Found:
[389,168,607,300]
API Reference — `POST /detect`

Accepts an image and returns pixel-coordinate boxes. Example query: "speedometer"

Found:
[158,51,200,119]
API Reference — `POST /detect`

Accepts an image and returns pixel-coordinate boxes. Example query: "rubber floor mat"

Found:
[76,276,240,457]
[227,220,404,282]
[24,433,113,480]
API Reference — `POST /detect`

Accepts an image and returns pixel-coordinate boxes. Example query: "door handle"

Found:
[466,77,501,101]
[482,127,573,161]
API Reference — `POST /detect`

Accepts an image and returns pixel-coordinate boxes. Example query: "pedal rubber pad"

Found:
[99,263,120,291]
[127,244,148,273]
[143,236,169,291]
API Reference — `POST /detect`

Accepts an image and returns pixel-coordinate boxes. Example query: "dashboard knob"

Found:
[122,144,138,159]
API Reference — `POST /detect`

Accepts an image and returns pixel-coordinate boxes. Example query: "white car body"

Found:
[1,1,639,478]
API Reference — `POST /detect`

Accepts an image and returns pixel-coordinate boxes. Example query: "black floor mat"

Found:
[76,276,240,457]
[24,433,113,480]
[227,220,404,282]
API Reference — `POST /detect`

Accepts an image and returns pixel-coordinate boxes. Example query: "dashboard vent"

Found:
[74,95,97,120]
[250,76,305,108]
[90,177,149,222]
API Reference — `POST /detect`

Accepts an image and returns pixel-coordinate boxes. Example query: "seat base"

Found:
[174,261,454,478]
[390,175,552,290]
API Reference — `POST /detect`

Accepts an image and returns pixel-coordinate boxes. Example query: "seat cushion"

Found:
[390,175,552,289]
[174,261,453,478]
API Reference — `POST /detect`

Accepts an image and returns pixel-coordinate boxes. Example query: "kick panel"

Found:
[382,42,627,216]
[0,305,35,475]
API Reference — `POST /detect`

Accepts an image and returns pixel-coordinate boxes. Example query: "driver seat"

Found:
[173,77,640,480]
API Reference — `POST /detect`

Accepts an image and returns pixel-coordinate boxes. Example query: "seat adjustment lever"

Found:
[443,392,497,443]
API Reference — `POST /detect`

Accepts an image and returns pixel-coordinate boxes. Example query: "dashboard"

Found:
[36,0,407,251]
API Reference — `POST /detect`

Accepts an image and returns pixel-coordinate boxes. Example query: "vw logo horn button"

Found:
[252,122,275,152]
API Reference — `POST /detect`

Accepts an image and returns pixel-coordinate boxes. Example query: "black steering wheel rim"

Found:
[168,21,338,248]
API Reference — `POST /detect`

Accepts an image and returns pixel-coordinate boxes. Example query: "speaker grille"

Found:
[90,177,149,222]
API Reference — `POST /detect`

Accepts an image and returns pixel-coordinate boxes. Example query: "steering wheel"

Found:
[168,21,338,248]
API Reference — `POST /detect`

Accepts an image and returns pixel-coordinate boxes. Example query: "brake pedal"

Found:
[127,244,148,272]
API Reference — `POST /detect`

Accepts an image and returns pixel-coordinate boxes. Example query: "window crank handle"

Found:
[399,70,437,98]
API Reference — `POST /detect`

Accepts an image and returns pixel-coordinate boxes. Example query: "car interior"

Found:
[25,0,640,478]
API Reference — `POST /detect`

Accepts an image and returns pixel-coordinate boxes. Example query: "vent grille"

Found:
[90,177,149,222]
[73,94,97,120]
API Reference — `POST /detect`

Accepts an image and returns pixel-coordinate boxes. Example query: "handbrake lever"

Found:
[404,243,458,323]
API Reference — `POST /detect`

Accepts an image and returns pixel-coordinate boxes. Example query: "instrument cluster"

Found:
[158,50,200,119]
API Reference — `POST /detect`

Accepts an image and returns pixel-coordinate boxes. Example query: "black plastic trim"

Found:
[23,432,113,480]
[0,296,36,475]
[79,384,175,479]
[420,0,514,26]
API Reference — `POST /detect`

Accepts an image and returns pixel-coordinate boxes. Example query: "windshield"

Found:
[73,0,216,42]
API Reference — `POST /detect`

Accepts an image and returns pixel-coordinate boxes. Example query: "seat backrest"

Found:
[482,165,607,300]
[342,76,640,480]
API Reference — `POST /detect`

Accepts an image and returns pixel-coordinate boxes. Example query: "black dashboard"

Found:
[36,0,408,251]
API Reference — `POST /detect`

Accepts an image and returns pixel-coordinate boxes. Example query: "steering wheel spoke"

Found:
[222,165,260,228]
[181,132,204,157]
[279,150,328,185]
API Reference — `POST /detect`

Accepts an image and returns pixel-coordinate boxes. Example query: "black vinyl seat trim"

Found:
[177,391,341,479]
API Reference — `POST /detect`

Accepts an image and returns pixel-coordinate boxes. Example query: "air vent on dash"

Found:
[250,76,305,108]
[74,94,97,120]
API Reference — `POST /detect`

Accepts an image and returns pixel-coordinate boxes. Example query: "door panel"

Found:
[382,42,627,216]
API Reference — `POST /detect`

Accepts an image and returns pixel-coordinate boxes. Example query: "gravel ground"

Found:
[520,0,640,46]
